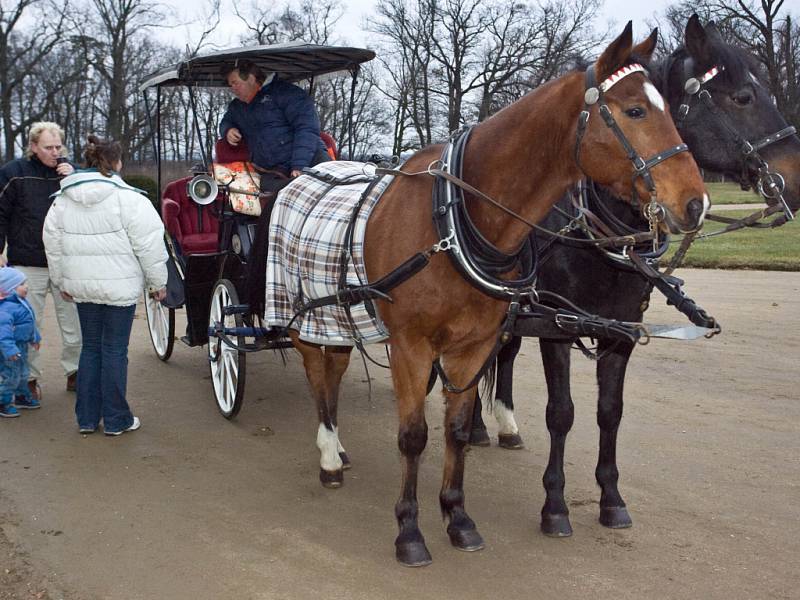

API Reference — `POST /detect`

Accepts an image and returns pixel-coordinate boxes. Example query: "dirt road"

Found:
[1,268,798,600]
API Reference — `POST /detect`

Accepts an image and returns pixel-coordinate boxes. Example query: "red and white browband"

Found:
[698,65,722,84]
[599,63,647,92]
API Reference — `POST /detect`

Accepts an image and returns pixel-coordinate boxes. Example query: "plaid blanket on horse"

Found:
[265,161,394,345]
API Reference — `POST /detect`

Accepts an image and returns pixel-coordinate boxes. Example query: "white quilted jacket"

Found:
[43,170,167,306]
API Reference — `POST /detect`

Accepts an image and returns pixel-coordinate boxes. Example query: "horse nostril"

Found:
[686,198,705,225]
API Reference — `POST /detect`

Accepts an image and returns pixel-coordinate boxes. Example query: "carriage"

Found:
[138,43,375,418]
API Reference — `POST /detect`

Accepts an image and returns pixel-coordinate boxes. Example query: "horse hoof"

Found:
[498,433,525,449]
[395,542,432,567]
[448,527,485,552]
[339,452,352,470]
[599,506,632,529]
[541,513,573,537]
[319,468,343,488]
[469,428,491,447]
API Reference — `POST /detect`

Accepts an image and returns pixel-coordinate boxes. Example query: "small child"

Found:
[0,267,41,418]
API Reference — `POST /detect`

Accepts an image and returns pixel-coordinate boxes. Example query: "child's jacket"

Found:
[0,295,41,359]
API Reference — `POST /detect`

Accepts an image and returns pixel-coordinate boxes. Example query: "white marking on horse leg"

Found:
[700,192,710,223]
[493,400,519,435]
[643,82,665,112]
[317,423,343,472]
[335,426,346,455]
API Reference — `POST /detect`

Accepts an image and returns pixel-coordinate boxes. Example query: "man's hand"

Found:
[150,287,167,302]
[290,169,303,178]
[9,354,19,362]
[32,342,40,351]
[56,162,74,177]
[226,128,242,146]
[60,290,74,302]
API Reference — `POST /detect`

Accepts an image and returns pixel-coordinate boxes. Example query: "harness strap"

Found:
[434,300,523,394]
[627,251,719,331]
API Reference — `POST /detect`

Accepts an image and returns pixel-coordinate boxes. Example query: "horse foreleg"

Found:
[539,338,575,537]
[595,339,634,529]
[439,350,490,553]
[291,333,346,488]
[494,335,524,449]
[390,338,435,567]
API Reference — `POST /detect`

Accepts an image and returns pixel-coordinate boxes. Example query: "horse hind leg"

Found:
[492,335,525,449]
[324,345,353,471]
[292,334,350,488]
[468,336,524,449]
[595,339,634,529]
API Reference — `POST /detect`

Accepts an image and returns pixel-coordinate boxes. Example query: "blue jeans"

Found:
[0,350,31,405]
[75,303,136,432]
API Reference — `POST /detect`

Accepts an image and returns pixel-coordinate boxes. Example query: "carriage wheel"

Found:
[144,291,175,361]
[208,279,246,419]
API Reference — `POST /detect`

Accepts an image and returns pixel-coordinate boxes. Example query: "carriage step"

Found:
[222,304,250,315]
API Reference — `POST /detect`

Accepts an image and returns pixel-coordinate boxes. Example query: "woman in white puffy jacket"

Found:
[43,135,167,436]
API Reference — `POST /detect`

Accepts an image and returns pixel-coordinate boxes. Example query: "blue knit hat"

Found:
[0,267,26,297]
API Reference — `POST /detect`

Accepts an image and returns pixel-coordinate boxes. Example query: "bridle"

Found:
[574,63,691,251]
[672,57,796,222]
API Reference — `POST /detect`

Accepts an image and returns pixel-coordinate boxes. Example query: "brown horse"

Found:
[286,24,708,566]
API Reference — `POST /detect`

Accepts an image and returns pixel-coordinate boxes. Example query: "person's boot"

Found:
[27,380,42,401]
[66,372,78,392]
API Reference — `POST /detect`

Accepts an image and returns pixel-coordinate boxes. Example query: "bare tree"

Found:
[0,0,75,160]
[83,0,164,154]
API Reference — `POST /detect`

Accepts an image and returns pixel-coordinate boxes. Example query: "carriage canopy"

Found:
[138,42,376,92]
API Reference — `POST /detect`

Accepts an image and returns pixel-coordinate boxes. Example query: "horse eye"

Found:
[732,90,753,106]
[624,107,646,119]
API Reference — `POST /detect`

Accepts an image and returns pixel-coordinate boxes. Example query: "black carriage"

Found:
[138,43,375,418]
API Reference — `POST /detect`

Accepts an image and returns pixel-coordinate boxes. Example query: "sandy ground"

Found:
[0,268,798,600]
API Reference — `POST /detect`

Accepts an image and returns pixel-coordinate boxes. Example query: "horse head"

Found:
[663,14,800,218]
[575,23,708,234]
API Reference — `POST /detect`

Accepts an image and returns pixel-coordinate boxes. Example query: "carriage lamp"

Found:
[188,174,219,205]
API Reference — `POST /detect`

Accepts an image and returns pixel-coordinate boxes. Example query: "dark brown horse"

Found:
[283,24,708,566]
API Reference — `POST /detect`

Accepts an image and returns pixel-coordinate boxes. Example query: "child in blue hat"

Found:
[0,267,42,417]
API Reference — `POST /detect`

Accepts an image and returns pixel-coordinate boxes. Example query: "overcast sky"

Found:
[161,0,677,50]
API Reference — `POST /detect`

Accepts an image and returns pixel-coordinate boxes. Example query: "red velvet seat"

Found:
[161,177,219,255]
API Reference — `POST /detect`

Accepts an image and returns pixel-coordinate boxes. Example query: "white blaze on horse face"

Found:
[493,400,519,435]
[643,82,665,112]
[317,423,343,472]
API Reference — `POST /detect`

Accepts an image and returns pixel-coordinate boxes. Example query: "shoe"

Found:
[78,426,96,434]
[104,416,140,436]
[14,395,41,410]
[0,404,20,418]
[27,380,42,401]
[66,372,78,392]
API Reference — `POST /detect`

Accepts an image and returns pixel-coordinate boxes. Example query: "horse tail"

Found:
[245,206,271,327]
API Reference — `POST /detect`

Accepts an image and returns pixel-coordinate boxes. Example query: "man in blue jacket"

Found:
[219,60,329,186]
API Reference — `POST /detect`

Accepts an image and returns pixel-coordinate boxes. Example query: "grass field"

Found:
[664,209,800,270]
[706,181,766,204]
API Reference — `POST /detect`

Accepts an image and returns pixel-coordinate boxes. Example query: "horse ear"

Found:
[631,28,658,63]
[595,21,633,82]
[685,14,713,68]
